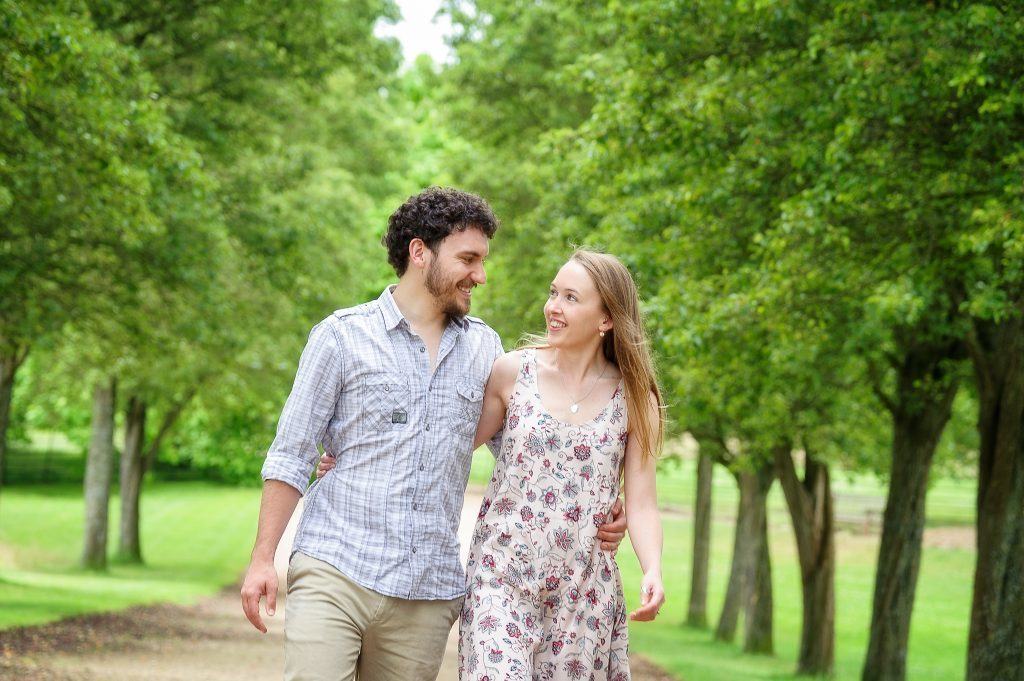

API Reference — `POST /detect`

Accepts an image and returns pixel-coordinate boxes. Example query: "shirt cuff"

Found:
[486,429,504,458]
[261,452,312,496]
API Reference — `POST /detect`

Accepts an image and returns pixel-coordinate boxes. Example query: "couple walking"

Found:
[241,187,665,681]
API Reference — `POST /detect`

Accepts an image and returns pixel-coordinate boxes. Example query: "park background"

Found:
[1,1,1022,680]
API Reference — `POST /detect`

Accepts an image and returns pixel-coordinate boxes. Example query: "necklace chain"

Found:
[558,359,609,414]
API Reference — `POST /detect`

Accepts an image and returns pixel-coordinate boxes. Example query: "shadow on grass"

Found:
[0,578,120,628]
[2,483,85,499]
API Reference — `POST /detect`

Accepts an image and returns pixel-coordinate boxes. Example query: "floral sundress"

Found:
[458,349,630,681]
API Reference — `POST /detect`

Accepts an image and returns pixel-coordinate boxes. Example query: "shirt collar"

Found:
[378,285,470,334]
[378,285,405,331]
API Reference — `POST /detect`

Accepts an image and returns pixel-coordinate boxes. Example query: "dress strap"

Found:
[506,348,536,412]
[523,347,537,386]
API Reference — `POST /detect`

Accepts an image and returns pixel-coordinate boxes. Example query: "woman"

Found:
[460,249,664,681]
[319,249,665,680]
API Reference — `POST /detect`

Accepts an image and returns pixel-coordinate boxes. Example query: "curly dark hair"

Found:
[383,187,499,276]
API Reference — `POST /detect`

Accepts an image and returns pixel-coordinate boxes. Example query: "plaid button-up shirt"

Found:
[261,286,504,600]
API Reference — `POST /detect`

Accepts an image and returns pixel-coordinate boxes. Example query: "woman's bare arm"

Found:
[472,351,521,449]
[623,392,665,621]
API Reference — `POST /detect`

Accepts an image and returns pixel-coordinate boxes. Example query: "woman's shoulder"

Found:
[496,349,528,371]
[488,350,526,383]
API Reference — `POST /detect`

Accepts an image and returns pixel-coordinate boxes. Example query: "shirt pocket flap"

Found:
[365,375,409,395]
[456,378,484,402]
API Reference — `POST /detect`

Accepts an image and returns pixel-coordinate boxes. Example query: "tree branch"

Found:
[143,387,197,472]
[965,318,994,398]
[773,441,815,575]
[866,358,897,415]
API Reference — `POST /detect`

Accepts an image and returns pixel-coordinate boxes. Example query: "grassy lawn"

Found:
[617,516,972,681]
[0,482,260,629]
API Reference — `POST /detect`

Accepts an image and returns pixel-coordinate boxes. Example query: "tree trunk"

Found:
[82,378,116,570]
[863,343,960,681]
[966,315,1024,681]
[0,346,29,509]
[715,470,756,642]
[744,508,774,655]
[687,450,714,628]
[775,444,836,675]
[117,396,146,564]
[716,461,774,644]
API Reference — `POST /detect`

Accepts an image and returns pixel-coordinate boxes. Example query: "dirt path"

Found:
[1,492,675,681]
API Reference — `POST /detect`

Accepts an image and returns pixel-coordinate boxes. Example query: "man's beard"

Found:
[425,260,471,319]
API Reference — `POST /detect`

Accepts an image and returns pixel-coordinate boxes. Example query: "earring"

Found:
[599,330,605,337]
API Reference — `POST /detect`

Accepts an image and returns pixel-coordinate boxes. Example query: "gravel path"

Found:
[0,491,675,681]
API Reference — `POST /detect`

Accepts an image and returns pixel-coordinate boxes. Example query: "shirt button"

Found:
[425,424,431,431]
[413,503,418,511]
[412,547,417,554]
[419,464,425,471]
[419,346,425,353]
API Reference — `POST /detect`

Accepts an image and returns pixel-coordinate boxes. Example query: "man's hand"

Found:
[316,453,336,479]
[241,559,278,634]
[597,497,627,553]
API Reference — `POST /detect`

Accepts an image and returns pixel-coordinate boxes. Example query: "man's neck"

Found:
[391,279,447,333]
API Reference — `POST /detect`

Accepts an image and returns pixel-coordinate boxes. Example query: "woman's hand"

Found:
[629,571,665,622]
[315,453,336,479]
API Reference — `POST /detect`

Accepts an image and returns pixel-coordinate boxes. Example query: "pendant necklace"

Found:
[561,360,608,414]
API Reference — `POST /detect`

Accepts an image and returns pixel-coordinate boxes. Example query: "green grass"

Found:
[470,448,975,680]
[0,482,260,629]
[616,516,972,681]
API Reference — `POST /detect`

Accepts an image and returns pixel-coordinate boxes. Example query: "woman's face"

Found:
[544,261,611,348]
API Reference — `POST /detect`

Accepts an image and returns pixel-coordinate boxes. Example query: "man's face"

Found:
[424,227,489,318]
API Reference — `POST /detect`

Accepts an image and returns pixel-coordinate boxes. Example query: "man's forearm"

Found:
[251,479,302,563]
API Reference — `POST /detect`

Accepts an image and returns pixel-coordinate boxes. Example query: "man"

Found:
[241,187,626,681]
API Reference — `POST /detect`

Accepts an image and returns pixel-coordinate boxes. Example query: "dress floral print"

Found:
[459,349,630,681]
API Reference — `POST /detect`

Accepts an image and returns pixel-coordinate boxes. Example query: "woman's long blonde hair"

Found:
[526,248,665,461]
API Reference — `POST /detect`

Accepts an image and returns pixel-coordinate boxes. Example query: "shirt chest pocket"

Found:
[447,376,484,438]
[361,375,412,432]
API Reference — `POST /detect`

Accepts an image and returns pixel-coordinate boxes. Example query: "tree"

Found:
[966,312,1024,681]
[717,460,775,654]
[82,378,115,569]
[118,394,146,562]
[0,0,197,506]
[686,445,714,628]
[775,443,836,673]
[747,6,1022,677]
[952,32,1024,678]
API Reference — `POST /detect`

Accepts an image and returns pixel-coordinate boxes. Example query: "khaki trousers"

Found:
[284,551,462,681]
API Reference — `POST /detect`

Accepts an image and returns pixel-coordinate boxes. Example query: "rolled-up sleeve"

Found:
[261,319,345,494]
